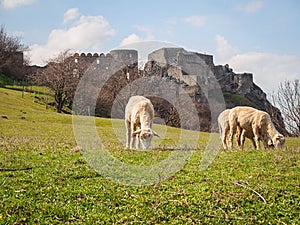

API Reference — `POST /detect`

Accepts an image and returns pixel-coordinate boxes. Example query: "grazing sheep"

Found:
[125,96,159,149]
[228,106,285,150]
[217,109,231,149]
[218,109,258,149]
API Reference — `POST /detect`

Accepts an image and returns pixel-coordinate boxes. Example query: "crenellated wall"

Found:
[72,49,138,68]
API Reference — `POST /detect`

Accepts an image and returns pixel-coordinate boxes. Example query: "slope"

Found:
[0,87,299,224]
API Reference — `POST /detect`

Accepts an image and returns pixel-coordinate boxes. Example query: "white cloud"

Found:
[119,24,156,47]
[184,15,206,27]
[120,34,143,47]
[63,8,80,24]
[215,34,239,63]
[228,53,300,95]
[1,0,36,9]
[236,0,264,13]
[27,14,116,66]
[214,35,300,95]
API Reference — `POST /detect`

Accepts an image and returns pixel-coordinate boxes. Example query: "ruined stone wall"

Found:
[236,73,254,94]
[148,47,213,68]
[110,49,138,65]
[73,49,138,69]
[148,48,215,87]
[146,47,286,133]
[148,48,185,65]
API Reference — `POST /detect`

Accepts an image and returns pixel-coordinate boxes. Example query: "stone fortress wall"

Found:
[72,49,138,68]
[73,47,271,110]
[70,47,270,106]
[148,47,256,96]
[60,47,285,134]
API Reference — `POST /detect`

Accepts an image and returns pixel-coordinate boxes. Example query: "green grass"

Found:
[0,87,299,224]
[224,92,257,108]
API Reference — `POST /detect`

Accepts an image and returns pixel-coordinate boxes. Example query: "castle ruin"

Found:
[148,47,256,95]
[32,47,285,133]
[72,49,138,68]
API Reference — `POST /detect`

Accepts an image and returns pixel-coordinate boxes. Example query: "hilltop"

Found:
[23,47,286,134]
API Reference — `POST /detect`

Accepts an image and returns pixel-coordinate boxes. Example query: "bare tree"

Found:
[272,79,300,136]
[33,50,88,113]
[0,25,26,79]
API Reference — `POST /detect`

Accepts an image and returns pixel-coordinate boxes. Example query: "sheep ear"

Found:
[152,130,160,137]
[276,134,285,141]
[132,129,142,136]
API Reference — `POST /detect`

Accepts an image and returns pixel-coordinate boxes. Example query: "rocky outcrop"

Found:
[145,47,287,134]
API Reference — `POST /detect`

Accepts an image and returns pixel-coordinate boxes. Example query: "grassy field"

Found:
[0,87,299,224]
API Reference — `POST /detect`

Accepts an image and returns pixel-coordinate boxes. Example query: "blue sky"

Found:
[0,0,299,95]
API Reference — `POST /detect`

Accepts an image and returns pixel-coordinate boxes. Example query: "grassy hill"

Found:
[0,87,299,224]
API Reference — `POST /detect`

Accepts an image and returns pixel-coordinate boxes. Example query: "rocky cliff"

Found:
[145,47,287,134]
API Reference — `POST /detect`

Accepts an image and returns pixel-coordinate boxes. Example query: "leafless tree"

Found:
[33,50,88,113]
[272,79,300,136]
[0,25,26,79]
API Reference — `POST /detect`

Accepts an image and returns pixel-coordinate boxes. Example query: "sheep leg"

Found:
[262,134,268,149]
[125,120,131,148]
[252,127,260,150]
[130,123,136,149]
[254,136,260,150]
[228,123,237,150]
[136,135,140,149]
[235,126,242,149]
[240,129,246,150]
[221,126,228,149]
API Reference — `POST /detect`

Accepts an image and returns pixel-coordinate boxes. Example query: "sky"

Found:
[0,0,299,96]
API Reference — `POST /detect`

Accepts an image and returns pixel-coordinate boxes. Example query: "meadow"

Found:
[0,87,299,224]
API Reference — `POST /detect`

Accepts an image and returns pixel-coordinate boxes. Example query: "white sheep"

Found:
[218,109,259,149]
[227,106,285,150]
[125,95,159,149]
[217,109,231,149]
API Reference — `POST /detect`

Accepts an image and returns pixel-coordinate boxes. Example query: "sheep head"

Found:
[132,128,159,149]
[272,133,285,149]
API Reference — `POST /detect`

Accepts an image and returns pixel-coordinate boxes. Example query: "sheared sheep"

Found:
[218,109,258,149]
[125,96,159,149]
[227,106,285,150]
